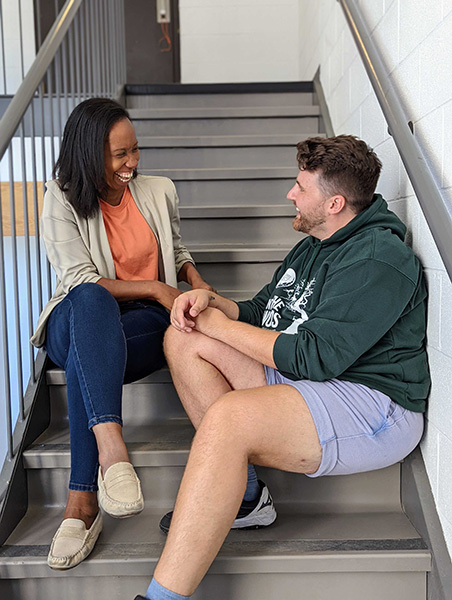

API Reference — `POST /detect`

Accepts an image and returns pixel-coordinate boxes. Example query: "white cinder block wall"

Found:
[298,0,452,556]
[0,0,36,94]
[179,0,300,83]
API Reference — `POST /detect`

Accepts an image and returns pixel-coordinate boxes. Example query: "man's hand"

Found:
[170,289,214,332]
[192,307,229,337]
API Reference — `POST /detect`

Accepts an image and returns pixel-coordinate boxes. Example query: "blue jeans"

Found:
[45,283,170,491]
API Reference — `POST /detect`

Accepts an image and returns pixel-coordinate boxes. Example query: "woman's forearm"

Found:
[97,278,160,302]
[97,278,181,310]
[177,262,206,287]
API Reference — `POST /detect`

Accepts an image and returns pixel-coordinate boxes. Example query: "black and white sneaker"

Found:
[159,480,276,534]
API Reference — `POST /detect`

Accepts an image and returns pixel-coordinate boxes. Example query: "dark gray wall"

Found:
[124,0,180,84]
[33,0,180,86]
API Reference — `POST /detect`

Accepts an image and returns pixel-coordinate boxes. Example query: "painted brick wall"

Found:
[179,0,300,83]
[298,0,452,556]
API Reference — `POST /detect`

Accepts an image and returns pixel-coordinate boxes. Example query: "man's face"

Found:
[287,169,329,237]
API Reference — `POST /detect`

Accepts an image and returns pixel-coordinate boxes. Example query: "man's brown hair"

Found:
[296,135,382,213]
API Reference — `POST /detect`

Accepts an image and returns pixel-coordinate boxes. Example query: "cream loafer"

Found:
[47,511,102,570]
[98,462,144,518]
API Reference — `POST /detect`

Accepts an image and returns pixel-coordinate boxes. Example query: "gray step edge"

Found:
[179,205,295,218]
[24,422,194,469]
[0,547,430,580]
[141,167,297,180]
[0,507,430,577]
[129,106,321,120]
[190,246,292,262]
[125,82,315,95]
[46,366,172,386]
[137,134,323,148]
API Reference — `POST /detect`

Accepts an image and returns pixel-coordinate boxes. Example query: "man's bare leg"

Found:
[164,326,267,428]
[153,384,322,596]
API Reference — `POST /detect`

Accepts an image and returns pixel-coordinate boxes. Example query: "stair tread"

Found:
[129,105,321,120]
[179,204,295,217]
[136,134,322,147]
[191,246,292,262]
[1,507,429,578]
[141,166,297,180]
[125,81,315,96]
[25,421,195,468]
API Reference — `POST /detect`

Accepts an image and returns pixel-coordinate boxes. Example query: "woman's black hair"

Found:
[53,98,133,219]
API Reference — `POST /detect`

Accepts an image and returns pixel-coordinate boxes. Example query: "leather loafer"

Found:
[98,462,144,518]
[47,511,102,570]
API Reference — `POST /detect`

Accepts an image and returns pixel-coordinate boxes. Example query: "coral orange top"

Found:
[100,187,159,281]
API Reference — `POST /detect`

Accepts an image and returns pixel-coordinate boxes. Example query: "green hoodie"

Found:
[237,195,430,412]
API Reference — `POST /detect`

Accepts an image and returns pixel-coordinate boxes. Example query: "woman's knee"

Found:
[68,283,118,314]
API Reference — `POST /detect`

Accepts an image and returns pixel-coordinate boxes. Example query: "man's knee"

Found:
[164,326,200,363]
[200,393,254,445]
[163,326,216,364]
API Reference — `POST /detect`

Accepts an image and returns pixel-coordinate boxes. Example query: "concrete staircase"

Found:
[0,83,430,600]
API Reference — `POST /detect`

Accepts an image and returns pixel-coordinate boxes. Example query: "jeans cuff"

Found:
[87,415,123,430]
[69,481,98,492]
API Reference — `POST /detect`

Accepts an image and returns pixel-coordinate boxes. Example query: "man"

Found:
[134,135,430,600]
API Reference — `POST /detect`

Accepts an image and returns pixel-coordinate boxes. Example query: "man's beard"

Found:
[292,210,326,234]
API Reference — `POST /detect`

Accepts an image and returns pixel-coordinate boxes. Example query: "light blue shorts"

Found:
[264,367,424,477]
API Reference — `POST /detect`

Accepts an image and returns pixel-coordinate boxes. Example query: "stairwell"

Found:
[0,83,430,600]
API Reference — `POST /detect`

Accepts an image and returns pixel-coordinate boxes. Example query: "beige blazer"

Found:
[31,174,194,347]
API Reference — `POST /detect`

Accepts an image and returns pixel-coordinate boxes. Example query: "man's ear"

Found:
[328,194,346,214]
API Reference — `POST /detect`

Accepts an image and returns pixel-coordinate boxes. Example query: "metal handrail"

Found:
[0,0,83,161]
[338,0,452,282]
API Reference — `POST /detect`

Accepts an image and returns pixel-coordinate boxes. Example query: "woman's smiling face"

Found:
[104,118,140,204]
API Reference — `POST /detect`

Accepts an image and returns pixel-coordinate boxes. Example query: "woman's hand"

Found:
[170,289,214,332]
[187,272,216,293]
[152,281,182,310]
[194,280,217,292]
[178,262,216,293]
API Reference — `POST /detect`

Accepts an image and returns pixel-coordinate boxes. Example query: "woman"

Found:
[30,98,212,570]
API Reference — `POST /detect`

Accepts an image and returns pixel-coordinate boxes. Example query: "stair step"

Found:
[132,116,320,137]
[179,205,301,245]
[46,366,173,386]
[171,178,295,207]
[139,146,297,170]
[141,166,296,181]
[179,205,295,218]
[137,133,320,147]
[125,81,314,97]
[128,105,321,120]
[0,507,428,600]
[190,244,291,262]
[126,91,315,109]
[24,418,405,513]
[191,246,290,289]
